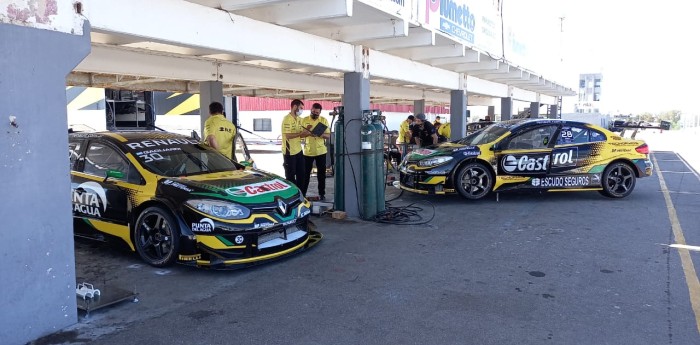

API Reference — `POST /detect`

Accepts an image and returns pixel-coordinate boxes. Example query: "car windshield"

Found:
[124,138,240,177]
[456,124,510,146]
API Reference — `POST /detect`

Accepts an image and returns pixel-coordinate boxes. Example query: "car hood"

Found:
[157,169,299,204]
[405,142,480,162]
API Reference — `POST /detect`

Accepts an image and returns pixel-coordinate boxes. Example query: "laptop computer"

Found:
[304,122,328,137]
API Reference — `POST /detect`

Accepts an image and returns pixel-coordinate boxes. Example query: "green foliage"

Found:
[632,110,682,130]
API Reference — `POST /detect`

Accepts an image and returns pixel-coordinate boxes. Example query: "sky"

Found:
[506,0,700,114]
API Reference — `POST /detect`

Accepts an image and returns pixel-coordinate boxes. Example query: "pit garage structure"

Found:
[0,0,574,343]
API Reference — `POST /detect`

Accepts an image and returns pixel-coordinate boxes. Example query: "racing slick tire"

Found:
[455,162,494,200]
[599,162,637,198]
[134,206,181,267]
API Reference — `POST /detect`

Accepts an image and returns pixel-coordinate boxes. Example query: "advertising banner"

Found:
[418,0,503,58]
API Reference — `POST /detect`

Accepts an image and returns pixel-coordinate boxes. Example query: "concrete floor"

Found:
[32,132,700,345]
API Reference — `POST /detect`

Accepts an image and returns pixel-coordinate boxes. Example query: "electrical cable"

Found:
[372,200,436,225]
[337,116,434,226]
[341,118,365,220]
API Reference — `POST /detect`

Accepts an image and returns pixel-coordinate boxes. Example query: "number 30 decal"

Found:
[139,152,164,162]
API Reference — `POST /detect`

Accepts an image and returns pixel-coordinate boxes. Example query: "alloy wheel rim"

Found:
[462,167,489,197]
[138,213,173,261]
[607,165,634,196]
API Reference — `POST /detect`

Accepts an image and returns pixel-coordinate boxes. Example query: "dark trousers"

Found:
[283,152,305,191]
[302,153,327,197]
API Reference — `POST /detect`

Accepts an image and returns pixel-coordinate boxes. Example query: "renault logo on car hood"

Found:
[277,199,287,215]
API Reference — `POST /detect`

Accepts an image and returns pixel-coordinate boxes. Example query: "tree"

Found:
[636,112,655,123]
[658,110,682,125]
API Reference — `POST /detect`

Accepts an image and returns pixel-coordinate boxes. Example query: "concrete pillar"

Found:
[530,102,540,118]
[500,97,513,121]
[450,90,467,139]
[199,81,224,135]
[0,22,90,345]
[342,72,370,218]
[548,104,559,119]
[413,99,425,115]
[487,105,495,121]
[224,96,237,126]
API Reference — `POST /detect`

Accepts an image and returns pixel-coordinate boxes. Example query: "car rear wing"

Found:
[613,120,671,139]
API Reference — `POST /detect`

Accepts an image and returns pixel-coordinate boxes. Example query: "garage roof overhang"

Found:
[73,0,575,106]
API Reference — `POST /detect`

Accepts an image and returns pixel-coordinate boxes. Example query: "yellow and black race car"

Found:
[399,119,653,200]
[69,131,321,269]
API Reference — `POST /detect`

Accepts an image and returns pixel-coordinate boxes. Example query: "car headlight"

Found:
[418,156,453,167]
[186,199,251,220]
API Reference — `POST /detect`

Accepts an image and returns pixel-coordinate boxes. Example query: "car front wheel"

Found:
[455,162,494,200]
[134,206,180,267]
[599,162,636,198]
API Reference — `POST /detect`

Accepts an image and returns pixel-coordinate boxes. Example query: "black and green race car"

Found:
[399,119,653,200]
[69,131,320,269]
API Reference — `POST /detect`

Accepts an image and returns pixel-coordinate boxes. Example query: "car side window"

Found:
[556,126,606,145]
[506,125,558,150]
[590,129,606,142]
[69,141,82,169]
[84,142,141,184]
[557,126,589,145]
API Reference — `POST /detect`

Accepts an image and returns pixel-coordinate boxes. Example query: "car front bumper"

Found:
[399,171,453,195]
[178,218,322,269]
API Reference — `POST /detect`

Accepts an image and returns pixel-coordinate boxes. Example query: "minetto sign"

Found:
[419,0,503,58]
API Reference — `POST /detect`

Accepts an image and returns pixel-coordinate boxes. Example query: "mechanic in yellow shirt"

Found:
[397,115,414,158]
[203,102,236,160]
[300,103,331,200]
[281,99,310,189]
[437,121,451,142]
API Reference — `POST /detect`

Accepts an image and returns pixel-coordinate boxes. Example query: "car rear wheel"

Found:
[599,162,636,198]
[455,162,493,200]
[134,206,180,267]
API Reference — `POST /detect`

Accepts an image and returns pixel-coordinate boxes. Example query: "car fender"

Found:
[606,158,643,178]
[131,198,193,237]
[450,157,496,188]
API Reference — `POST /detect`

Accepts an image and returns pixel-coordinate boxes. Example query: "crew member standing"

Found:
[433,115,442,126]
[203,101,236,160]
[412,113,438,147]
[301,103,330,200]
[281,99,309,189]
[397,115,414,158]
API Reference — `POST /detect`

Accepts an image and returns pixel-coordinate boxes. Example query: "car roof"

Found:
[503,118,605,130]
[69,130,191,142]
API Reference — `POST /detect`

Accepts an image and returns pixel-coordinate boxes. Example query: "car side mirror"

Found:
[104,169,124,183]
[239,160,256,170]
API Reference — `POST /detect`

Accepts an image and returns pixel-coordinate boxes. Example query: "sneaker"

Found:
[319,195,325,201]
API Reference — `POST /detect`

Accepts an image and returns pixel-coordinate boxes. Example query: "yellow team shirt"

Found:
[438,122,451,140]
[204,114,236,159]
[398,120,411,144]
[301,116,330,156]
[281,113,303,155]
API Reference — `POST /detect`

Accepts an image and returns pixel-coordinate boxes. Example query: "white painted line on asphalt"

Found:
[664,191,700,196]
[659,171,695,174]
[656,159,682,162]
[669,244,700,252]
[677,154,700,182]
[653,154,700,335]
